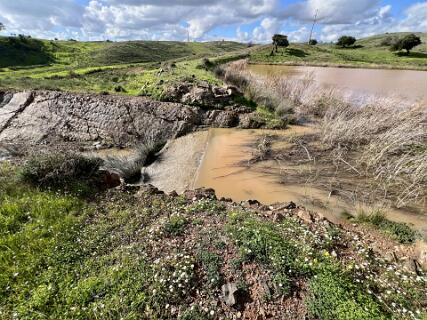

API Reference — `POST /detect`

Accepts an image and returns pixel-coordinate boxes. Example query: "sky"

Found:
[0,0,426,43]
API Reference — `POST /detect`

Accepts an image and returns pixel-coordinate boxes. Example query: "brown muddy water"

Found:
[249,64,427,100]
[193,128,427,235]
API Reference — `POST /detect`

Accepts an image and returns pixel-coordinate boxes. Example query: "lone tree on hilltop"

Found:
[390,34,422,55]
[337,35,356,48]
[271,34,289,55]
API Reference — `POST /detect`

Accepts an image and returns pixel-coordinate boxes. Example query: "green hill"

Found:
[249,32,427,70]
[0,36,246,68]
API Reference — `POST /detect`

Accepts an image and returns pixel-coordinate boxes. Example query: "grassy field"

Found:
[249,32,427,70]
[0,156,425,319]
[0,36,247,96]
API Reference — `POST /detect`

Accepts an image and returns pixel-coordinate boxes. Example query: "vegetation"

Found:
[308,39,318,46]
[390,33,422,55]
[0,161,425,319]
[355,210,418,244]
[337,35,357,48]
[21,152,103,196]
[249,32,427,70]
[271,34,289,54]
[219,60,427,208]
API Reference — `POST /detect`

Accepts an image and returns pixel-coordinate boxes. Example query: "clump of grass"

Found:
[21,151,103,195]
[103,141,165,183]
[197,250,223,288]
[164,214,189,236]
[355,210,418,244]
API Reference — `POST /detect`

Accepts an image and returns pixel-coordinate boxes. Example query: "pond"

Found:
[193,128,427,235]
[249,64,427,100]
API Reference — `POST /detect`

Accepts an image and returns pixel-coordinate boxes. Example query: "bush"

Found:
[21,152,103,194]
[309,39,318,46]
[164,215,188,236]
[337,36,356,48]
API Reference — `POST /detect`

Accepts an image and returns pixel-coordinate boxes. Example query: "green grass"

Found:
[249,32,427,70]
[1,160,426,319]
[0,36,247,95]
[354,210,419,244]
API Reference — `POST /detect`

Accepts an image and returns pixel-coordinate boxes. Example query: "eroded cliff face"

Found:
[0,91,257,147]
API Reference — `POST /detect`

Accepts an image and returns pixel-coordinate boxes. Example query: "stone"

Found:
[221,282,239,306]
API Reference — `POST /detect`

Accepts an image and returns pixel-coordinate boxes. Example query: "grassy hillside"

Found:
[0,36,246,68]
[250,32,427,70]
[0,36,248,95]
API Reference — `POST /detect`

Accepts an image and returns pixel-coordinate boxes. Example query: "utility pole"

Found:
[308,9,319,44]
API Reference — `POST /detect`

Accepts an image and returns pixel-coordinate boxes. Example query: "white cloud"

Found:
[0,0,426,43]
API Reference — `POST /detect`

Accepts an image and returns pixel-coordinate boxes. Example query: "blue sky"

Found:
[0,0,426,42]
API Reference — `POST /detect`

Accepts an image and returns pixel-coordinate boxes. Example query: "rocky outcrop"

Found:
[163,82,241,109]
[0,90,259,147]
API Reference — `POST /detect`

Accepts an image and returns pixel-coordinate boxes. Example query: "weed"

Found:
[164,215,189,236]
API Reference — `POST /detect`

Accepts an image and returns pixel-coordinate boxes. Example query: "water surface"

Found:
[249,64,427,99]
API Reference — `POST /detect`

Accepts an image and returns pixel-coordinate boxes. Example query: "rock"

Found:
[139,184,164,195]
[99,169,122,188]
[248,199,260,206]
[273,212,285,223]
[414,240,427,269]
[284,201,297,210]
[238,113,263,129]
[0,91,201,146]
[221,282,239,306]
[297,209,315,224]
[168,190,179,197]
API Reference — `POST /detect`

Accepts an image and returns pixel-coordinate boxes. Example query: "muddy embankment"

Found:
[0,89,258,151]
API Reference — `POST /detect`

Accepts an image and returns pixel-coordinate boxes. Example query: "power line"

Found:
[308,9,319,44]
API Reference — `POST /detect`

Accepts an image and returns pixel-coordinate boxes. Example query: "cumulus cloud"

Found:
[0,0,426,42]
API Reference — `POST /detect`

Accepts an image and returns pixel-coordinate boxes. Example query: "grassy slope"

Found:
[249,32,427,70]
[0,162,426,319]
[0,37,247,95]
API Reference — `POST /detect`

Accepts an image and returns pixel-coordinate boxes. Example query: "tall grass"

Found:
[220,60,427,207]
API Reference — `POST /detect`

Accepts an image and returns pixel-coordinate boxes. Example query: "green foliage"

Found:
[390,33,422,54]
[355,210,418,244]
[0,36,53,67]
[337,36,357,48]
[309,39,318,46]
[197,250,223,288]
[272,34,289,53]
[307,269,386,320]
[250,32,427,70]
[164,215,189,236]
[21,152,103,195]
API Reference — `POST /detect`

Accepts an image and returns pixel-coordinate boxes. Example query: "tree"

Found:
[0,22,5,31]
[309,39,318,46]
[336,36,356,48]
[271,34,289,55]
[390,34,422,55]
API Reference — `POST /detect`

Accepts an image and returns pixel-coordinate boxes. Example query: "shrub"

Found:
[309,39,318,46]
[21,152,103,194]
[337,36,356,48]
[164,215,188,236]
[390,34,422,55]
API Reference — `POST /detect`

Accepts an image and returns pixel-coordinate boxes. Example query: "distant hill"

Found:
[249,32,427,70]
[0,36,247,68]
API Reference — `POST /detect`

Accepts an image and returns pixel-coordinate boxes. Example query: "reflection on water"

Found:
[194,128,427,235]
[249,64,427,100]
